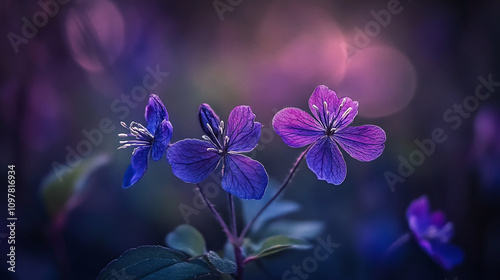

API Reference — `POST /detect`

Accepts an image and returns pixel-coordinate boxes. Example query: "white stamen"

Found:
[340,98,346,108]
[219,120,224,132]
[341,107,352,120]
[121,121,128,129]
[202,135,211,141]
[118,133,129,137]
[207,148,218,152]
[224,136,230,146]
[206,123,214,133]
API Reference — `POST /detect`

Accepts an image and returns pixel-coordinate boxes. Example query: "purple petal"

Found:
[334,125,386,162]
[123,146,150,188]
[307,85,358,130]
[308,85,340,126]
[272,108,325,148]
[306,136,347,185]
[226,106,262,152]
[145,94,169,133]
[151,120,173,161]
[430,210,448,228]
[199,103,221,144]
[222,154,268,199]
[332,97,358,130]
[430,242,464,270]
[406,196,431,238]
[167,139,221,183]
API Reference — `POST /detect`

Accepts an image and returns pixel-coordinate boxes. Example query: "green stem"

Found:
[238,145,311,243]
[379,233,411,266]
[229,193,244,279]
[229,193,237,236]
[196,183,235,243]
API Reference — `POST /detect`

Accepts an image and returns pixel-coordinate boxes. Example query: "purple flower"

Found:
[167,104,268,200]
[272,85,386,184]
[118,94,173,188]
[406,196,464,270]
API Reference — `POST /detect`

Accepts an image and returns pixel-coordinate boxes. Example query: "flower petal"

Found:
[334,125,386,162]
[307,85,359,130]
[272,108,324,148]
[430,210,448,228]
[199,103,221,144]
[226,106,262,152]
[306,136,347,185]
[222,154,268,200]
[122,146,150,188]
[145,94,169,133]
[167,139,221,183]
[151,120,173,161]
[406,196,431,238]
[308,85,340,125]
[332,97,358,130]
[429,242,464,270]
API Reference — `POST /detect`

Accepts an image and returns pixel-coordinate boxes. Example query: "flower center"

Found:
[118,121,154,151]
[422,223,452,243]
[312,98,353,135]
[203,121,230,155]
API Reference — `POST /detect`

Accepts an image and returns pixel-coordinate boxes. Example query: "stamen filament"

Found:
[219,120,225,133]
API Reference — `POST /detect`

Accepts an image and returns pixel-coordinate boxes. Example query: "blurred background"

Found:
[1,0,499,279]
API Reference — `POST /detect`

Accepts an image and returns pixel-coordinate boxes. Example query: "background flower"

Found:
[406,196,464,270]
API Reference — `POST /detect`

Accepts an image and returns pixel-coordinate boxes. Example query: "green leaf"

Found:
[262,220,325,240]
[250,235,311,259]
[242,184,300,232]
[97,245,219,280]
[206,251,237,274]
[166,224,206,256]
[41,154,110,219]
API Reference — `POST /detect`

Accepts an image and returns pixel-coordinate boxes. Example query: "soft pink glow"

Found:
[338,46,417,118]
[65,0,125,72]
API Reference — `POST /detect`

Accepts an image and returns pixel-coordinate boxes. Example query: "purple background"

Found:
[1,0,499,279]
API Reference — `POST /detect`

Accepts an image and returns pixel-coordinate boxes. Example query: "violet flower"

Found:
[406,196,463,270]
[272,85,386,184]
[118,94,173,188]
[167,104,268,200]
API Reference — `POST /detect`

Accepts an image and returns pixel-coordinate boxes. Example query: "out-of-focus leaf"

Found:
[249,235,311,259]
[242,183,300,232]
[166,224,206,256]
[97,245,219,280]
[262,220,325,240]
[41,154,110,219]
[206,251,237,274]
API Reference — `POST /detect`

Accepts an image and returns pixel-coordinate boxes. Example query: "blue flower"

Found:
[406,196,464,270]
[167,104,268,200]
[118,94,173,188]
